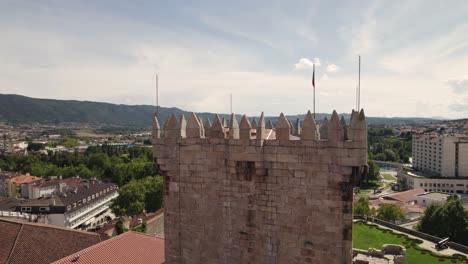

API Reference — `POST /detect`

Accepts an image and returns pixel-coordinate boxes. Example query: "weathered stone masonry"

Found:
[152,110,368,264]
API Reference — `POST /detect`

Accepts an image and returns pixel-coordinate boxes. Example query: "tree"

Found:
[111,180,146,217]
[376,204,404,222]
[417,197,468,245]
[383,149,397,162]
[133,221,147,233]
[353,197,370,216]
[365,160,380,183]
[374,153,386,161]
[115,219,129,235]
[111,175,163,217]
[27,142,45,151]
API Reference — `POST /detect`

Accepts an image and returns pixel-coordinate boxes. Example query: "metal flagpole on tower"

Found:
[358,55,361,110]
[156,73,159,114]
[313,64,316,119]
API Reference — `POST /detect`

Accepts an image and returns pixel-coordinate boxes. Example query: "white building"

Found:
[16,182,118,230]
[398,169,467,194]
[413,192,455,207]
[412,133,468,177]
[398,133,468,194]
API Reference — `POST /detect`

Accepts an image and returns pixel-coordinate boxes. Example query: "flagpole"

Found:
[358,55,361,110]
[313,64,316,119]
[156,73,159,114]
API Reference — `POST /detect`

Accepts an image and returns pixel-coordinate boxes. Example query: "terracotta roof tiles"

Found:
[53,231,165,264]
[0,218,102,264]
[381,188,426,202]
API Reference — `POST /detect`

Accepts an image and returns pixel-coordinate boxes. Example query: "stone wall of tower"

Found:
[152,110,368,264]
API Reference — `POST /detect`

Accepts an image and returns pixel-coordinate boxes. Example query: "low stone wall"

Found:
[354,215,468,254]
[146,212,164,238]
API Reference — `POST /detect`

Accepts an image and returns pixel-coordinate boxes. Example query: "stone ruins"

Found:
[152,109,368,264]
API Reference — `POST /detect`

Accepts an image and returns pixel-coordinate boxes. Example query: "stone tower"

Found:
[152,109,368,264]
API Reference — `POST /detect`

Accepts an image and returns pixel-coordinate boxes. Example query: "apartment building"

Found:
[412,133,468,177]
[16,182,118,230]
[398,133,468,194]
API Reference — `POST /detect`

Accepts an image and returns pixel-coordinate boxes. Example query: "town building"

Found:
[2,173,42,197]
[412,133,468,177]
[0,218,103,264]
[398,133,468,194]
[413,191,455,207]
[398,167,468,194]
[15,181,118,230]
[53,231,165,264]
[21,176,82,199]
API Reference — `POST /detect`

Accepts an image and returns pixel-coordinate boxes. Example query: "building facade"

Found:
[16,182,118,230]
[398,133,468,194]
[153,109,368,264]
[398,170,467,194]
[412,133,468,177]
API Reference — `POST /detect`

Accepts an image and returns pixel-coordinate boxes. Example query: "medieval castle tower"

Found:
[152,109,368,264]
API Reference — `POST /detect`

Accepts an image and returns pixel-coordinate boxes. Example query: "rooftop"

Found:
[11,174,42,184]
[53,231,165,264]
[0,218,103,264]
[381,188,426,203]
[18,182,118,213]
[416,192,452,200]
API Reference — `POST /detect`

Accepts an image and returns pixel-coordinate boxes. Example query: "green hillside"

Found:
[0,94,443,128]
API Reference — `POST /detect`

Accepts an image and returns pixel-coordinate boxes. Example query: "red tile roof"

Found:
[381,188,426,202]
[0,218,102,264]
[39,177,82,188]
[12,174,42,184]
[53,231,165,264]
[368,199,425,214]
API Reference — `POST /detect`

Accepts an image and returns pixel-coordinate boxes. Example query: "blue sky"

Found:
[1,0,468,118]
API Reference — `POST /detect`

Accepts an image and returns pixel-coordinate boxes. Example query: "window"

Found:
[92,194,95,199]
[73,203,77,208]
[87,196,91,202]
[83,198,86,203]
[65,206,71,211]
[21,207,31,212]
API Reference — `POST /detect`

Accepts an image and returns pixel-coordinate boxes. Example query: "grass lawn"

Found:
[382,173,396,181]
[353,222,467,263]
[356,181,383,196]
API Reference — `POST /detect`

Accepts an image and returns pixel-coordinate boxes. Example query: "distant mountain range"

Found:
[0,94,444,128]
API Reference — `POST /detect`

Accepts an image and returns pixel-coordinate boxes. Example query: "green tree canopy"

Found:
[417,197,468,245]
[111,176,163,217]
[354,197,370,216]
[376,204,404,222]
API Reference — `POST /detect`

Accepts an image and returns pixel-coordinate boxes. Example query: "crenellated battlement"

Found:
[153,109,368,264]
[153,109,367,147]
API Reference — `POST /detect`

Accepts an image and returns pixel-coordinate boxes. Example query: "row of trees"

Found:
[0,145,156,187]
[368,126,412,163]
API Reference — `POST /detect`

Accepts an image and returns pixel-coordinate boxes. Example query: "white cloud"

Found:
[326,64,340,73]
[321,74,329,80]
[294,58,321,70]
[446,76,468,94]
